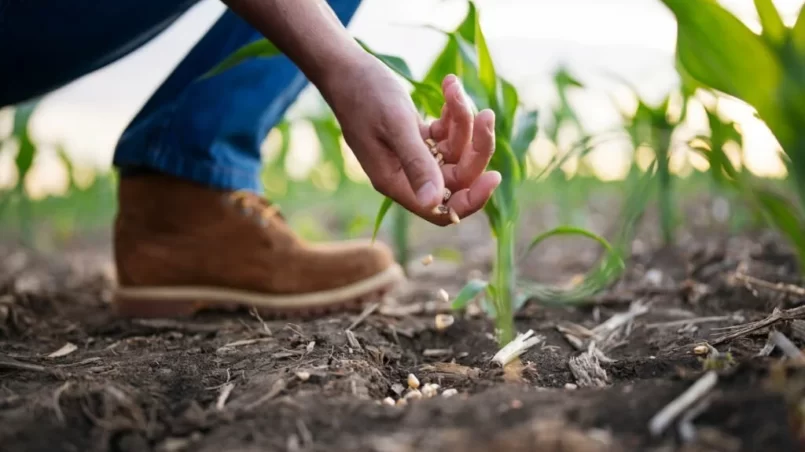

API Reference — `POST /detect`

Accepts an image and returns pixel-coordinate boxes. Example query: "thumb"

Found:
[395,125,445,210]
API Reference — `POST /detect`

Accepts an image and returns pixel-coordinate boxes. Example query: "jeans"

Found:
[0,0,364,192]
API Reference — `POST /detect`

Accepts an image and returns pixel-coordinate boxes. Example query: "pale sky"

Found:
[4,0,804,194]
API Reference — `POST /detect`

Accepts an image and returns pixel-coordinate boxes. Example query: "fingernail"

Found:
[416,181,439,207]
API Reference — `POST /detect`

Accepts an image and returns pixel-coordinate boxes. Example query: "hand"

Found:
[319,56,501,226]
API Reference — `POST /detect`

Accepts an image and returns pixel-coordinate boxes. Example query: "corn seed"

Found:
[407,373,420,390]
[443,188,451,202]
[404,389,423,400]
[441,388,458,398]
[382,397,396,406]
[396,398,408,406]
[421,254,434,266]
[437,288,449,303]
[448,207,460,224]
[422,383,439,398]
[435,152,444,166]
[435,314,455,331]
[295,371,311,381]
[432,204,449,215]
[693,345,709,355]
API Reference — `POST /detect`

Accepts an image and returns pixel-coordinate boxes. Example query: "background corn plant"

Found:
[660,0,805,272]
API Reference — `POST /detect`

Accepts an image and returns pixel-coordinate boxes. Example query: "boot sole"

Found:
[112,264,405,319]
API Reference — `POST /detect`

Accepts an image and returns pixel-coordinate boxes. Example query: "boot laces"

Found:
[229,191,281,227]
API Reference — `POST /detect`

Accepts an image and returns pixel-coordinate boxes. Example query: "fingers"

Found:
[392,122,446,210]
[443,75,474,161]
[441,109,496,190]
[430,171,501,226]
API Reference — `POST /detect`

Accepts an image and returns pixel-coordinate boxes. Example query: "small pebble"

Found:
[407,373,420,390]
[565,383,578,390]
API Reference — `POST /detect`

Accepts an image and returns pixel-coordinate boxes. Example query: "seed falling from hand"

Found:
[407,373,420,390]
[435,314,455,331]
[437,288,449,303]
[448,207,460,224]
[421,254,434,266]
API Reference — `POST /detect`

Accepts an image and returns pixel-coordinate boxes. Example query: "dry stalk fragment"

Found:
[648,371,718,436]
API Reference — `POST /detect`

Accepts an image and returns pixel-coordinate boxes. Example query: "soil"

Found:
[3,196,805,452]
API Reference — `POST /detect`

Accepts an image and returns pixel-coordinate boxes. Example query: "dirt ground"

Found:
[3,197,805,452]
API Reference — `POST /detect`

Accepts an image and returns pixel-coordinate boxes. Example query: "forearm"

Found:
[221,0,369,88]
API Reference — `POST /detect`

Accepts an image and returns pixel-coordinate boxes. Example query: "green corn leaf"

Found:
[13,101,39,186]
[456,1,477,41]
[510,109,539,174]
[203,40,281,78]
[451,278,489,310]
[310,116,347,188]
[473,6,498,110]
[754,189,805,258]
[754,0,786,46]
[792,6,805,56]
[520,226,624,270]
[371,196,394,243]
[357,39,415,80]
[519,161,656,306]
[660,0,788,148]
[56,145,75,191]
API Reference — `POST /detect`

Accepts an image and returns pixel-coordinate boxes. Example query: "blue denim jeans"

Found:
[0,0,363,192]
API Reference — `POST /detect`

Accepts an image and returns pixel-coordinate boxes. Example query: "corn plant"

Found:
[540,66,587,225]
[365,3,634,346]
[660,0,805,271]
[205,1,632,346]
[0,100,41,245]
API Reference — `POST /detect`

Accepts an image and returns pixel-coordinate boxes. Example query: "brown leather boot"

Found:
[112,173,404,318]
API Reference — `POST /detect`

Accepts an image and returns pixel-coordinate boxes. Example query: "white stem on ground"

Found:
[491,329,544,367]
[648,371,718,436]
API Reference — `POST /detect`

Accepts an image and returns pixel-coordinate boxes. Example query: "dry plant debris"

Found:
[568,342,610,387]
[711,305,805,345]
[648,371,718,437]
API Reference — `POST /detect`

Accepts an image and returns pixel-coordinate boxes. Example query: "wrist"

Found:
[309,45,377,99]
